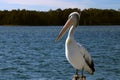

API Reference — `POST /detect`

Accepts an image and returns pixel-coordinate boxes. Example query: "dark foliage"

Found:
[0,8,120,26]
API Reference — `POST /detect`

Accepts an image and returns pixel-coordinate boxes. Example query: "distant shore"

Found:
[0,8,120,26]
[0,25,119,26]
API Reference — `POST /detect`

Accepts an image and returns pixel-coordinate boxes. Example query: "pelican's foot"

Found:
[72,75,86,80]
[80,75,86,78]
[72,75,79,80]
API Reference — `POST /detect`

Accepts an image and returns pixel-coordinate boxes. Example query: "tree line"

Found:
[0,8,120,26]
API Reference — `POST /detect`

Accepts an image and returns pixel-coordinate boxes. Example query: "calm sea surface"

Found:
[0,26,120,80]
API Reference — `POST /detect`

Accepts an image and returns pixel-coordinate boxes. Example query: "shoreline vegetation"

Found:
[0,8,120,26]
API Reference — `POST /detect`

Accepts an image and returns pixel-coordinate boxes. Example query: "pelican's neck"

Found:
[68,26,76,37]
[68,25,76,39]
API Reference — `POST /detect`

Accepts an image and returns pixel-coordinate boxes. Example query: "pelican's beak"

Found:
[55,17,73,42]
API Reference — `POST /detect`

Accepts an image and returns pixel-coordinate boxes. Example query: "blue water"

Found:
[0,26,120,80]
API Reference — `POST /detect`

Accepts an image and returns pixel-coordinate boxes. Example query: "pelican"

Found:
[56,12,95,76]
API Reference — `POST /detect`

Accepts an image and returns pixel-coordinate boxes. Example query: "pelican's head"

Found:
[68,12,80,26]
[56,12,80,42]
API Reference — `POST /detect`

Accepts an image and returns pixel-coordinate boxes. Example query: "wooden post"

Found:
[72,75,86,80]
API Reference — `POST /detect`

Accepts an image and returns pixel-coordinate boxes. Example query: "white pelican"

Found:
[56,12,95,76]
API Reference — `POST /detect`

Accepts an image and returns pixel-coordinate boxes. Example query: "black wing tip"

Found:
[92,68,95,75]
[88,60,95,75]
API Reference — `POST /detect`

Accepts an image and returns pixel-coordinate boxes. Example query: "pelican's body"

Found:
[56,12,95,75]
[66,27,94,74]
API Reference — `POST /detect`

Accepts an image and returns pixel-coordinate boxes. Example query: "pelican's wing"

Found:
[77,43,95,73]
